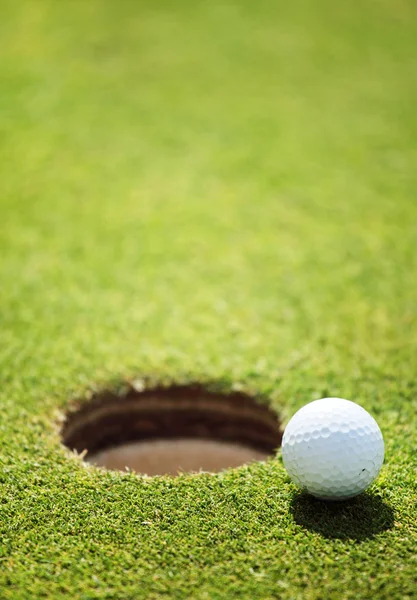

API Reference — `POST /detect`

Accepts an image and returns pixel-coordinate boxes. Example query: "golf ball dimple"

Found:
[282,398,384,500]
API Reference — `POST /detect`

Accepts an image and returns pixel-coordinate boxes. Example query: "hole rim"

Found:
[61,381,282,476]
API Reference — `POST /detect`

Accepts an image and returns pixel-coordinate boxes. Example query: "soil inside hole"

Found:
[87,439,270,475]
[62,383,282,476]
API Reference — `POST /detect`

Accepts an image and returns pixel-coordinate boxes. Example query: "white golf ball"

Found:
[282,398,384,500]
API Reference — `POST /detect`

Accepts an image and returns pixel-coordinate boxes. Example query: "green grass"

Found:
[1,0,417,597]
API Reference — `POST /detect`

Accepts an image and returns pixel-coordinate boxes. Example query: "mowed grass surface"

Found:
[1,1,417,598]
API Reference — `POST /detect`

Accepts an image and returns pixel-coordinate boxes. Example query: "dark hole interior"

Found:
[61,383,282,475]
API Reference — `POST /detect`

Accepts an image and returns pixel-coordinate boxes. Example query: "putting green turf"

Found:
[1,0,417,597]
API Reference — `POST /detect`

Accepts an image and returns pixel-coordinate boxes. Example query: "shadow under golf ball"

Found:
[290,491,394,540]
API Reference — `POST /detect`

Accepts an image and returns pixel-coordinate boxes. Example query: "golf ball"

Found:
[282,398,384,500]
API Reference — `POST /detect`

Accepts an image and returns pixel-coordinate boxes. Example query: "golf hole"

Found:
[62,383,282,476]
